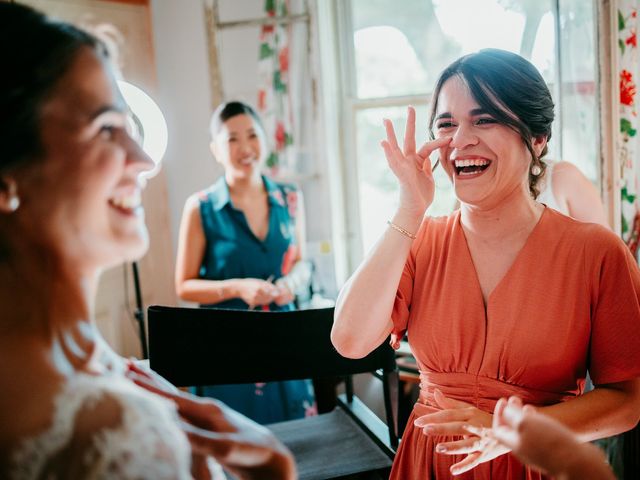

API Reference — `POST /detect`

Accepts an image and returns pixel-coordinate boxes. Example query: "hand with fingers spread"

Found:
[413,389,509,476]
[127,363,296,480]
[380,106,451,216]
[491,397,615,480]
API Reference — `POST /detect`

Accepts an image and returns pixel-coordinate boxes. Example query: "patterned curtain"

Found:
[257,0,294,175]
[618,2,640,255]
[603,5,640,476]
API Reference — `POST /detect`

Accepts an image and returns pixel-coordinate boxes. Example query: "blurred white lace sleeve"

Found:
[10,374,195,479]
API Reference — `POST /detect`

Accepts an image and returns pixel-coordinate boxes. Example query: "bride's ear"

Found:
[0,176,20,214]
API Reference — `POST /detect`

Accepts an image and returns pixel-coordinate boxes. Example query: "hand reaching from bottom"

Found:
[491,396,614,480]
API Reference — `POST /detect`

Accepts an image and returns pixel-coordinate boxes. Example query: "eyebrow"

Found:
[89,104,128,121]
[434,108,490,121]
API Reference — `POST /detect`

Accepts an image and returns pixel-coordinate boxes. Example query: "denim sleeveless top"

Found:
[197,175,298,311]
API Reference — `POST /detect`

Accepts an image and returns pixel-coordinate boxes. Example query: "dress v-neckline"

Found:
[228,181,272,244]
[456,207,548,310]
[235,205,272,244]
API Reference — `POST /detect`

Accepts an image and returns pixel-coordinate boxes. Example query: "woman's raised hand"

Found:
[381,106,451,216]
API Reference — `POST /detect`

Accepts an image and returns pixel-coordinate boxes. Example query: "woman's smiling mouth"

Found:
[108,191,142,216]
[452,157,492,177]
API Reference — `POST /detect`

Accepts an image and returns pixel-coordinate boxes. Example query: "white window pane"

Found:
[354,27,429,98]
[530,12,556,80]
[433,0,524,53]
[351,0,556,100]
[558,0,598,183]
[433,0,556,81]
[351,0,461,98]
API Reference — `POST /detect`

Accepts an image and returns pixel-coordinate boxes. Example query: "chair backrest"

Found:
[147,305,396,387]
[148,304,399,450]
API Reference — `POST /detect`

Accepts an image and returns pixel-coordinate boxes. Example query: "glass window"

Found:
[558,0,598,182]
[351,0,557,95]
[354,26,429,99]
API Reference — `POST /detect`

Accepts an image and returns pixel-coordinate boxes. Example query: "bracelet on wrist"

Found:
[387,220,417,240]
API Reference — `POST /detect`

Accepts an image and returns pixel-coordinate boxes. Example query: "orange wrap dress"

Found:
[389,208,640,479]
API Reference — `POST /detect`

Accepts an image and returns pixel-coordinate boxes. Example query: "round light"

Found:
[117,81,168,177]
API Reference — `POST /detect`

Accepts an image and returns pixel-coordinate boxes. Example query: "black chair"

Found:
[148,305,399,480]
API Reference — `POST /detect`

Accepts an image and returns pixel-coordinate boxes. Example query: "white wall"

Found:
[150,0,221,253]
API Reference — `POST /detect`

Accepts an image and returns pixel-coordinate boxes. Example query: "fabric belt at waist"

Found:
[417,371,577,412]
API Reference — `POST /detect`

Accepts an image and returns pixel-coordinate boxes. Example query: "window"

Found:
[324,0,598,268]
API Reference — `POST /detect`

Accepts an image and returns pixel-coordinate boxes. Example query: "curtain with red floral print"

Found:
[257,0,294,176]
[610,4,640,469]
[618,2,640,253]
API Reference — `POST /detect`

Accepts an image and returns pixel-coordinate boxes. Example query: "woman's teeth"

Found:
[454,159,491,176]
[454,159,490,168]
[109,191,141,210]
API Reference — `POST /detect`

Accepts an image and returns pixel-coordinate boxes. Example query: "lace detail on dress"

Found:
[10,371,193,480]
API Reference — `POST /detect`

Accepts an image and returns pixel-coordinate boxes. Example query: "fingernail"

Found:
[436,444,446,453]
[425,425,434,434]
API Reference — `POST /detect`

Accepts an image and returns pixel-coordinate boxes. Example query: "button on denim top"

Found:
[197,175,298,311]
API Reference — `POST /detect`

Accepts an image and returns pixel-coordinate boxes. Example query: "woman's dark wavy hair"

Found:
[209,101,265,138]
[428,48,555,199]
[0,2,108,173]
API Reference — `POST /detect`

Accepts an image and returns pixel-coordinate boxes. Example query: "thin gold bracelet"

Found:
[387,220,417,240]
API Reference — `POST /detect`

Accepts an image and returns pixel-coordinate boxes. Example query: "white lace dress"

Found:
[8,352,223,480]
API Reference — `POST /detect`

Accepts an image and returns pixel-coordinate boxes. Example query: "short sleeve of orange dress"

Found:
[585,227,640,385]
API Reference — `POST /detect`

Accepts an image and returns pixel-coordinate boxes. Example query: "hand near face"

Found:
[237,278,279,309]
[380,106,452,216]
[128,364,296,480]
[413,389,509,476]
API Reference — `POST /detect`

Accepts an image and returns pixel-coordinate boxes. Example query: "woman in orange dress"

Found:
[332,49,640,479]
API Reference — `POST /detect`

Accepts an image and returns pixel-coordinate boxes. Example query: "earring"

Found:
[8,195,20,212]
[6,181,20,212]
[531,164,542,176]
